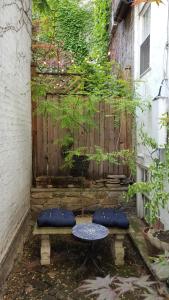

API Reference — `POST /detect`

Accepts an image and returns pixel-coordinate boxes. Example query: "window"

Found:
[141,168,151,222]
[140,6,151,76]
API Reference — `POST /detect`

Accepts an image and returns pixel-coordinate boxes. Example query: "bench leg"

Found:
[41,235,51,265]
[114,234,125,266]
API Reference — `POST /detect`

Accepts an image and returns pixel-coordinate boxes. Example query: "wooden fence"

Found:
[32,69,133,180]
[32,97,132,179]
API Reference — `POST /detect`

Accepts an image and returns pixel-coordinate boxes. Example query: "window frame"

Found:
[139,4,151,77]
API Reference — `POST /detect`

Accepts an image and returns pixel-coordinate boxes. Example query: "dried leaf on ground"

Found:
[88,287,119,300]
[77,275,114,291]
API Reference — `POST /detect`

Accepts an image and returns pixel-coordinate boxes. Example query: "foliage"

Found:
[32,0,147,182]
[127,125,169,225]
[150,254,169,266]
[32,60,142,119]
[91,0,111,60]
[33,0,93,64]
[33,0,50,12]
[32,59,143,175]
[54,0,93,63]
[77,275,166,300]
[33,0,112,64]
[62,147,136,173]
[34,0,163,10]
[133,0,163,5]
[32,0,167,227]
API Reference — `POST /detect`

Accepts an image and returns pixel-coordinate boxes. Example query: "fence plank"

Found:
[33,101,132,178]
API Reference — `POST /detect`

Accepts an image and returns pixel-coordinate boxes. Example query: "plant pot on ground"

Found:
[150,254,169,281]
[143,227,169,251]
[153,230,169,251]
[70,155,90,177]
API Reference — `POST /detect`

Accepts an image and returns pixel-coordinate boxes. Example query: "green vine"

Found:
[33,0,112,64]
[127,126,169,225]
[91,0,111,60]
[32,0,143,199]
[33,0,93,64]
[62,146,136,175]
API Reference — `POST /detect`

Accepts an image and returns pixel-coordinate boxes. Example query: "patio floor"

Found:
[2,227,151,300]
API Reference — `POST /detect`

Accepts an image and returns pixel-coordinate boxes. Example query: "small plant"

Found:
[77,274,166,300]
[150,254,169,266]
[127,124,169,225]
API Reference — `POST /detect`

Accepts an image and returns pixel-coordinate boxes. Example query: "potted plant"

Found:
[64,147,90,178]
[127,127,169,251]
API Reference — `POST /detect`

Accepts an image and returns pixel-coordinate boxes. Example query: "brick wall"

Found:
[0,0,32,266]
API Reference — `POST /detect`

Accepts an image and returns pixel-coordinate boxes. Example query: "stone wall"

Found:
[31,187,135,219]
[0,0,32,278]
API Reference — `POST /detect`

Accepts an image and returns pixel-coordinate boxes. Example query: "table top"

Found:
[72,223,109,241]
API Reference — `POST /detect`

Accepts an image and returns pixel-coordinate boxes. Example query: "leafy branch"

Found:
[77,275,167,300]
[127,126,169,225]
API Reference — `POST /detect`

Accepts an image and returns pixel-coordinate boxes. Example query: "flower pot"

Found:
[70,155,90,177]
[143,227,150,240]
[143,227,169,251]
[154,230,169,252]
[147,229,162,249]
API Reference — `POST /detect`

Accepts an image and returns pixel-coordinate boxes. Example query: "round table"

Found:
[72,223,109,241]
[72,223,109,273]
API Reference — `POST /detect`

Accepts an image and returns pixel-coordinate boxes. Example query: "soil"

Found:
[153,230,169,243]
[2,231,153,300]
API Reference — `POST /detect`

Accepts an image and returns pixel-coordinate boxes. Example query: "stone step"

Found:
[107,175,126,179]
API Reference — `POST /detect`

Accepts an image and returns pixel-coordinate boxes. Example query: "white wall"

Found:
[0,0,32,264]
[134,1,169,228]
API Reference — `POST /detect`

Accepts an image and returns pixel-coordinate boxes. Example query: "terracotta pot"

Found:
[143,227,151,240]
[143,227,169,251]
[147,229,162,250]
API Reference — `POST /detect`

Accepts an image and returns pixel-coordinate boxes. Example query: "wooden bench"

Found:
[33,215,129,266]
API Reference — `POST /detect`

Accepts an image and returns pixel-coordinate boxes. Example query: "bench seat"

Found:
[33,215,130,266]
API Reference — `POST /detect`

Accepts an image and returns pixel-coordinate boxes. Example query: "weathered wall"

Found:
[0,0,32,272]
[109,4,134,76]
[134,2,169,229]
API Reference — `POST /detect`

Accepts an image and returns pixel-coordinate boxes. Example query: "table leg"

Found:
[78,242,104,274]
[114,234,125,266]
[41,235,50,265]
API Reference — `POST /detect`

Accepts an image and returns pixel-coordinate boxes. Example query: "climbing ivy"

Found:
[91,0,111,60]
[55,0,93,63]
[33,0,93,63]
[33,0,112,64]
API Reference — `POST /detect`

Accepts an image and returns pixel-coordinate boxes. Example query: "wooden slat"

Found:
[99,102,104,177]
[93,106,100,178]
[108,104,115,175]
[36,116,45,175]
[43,115,48,175]
[33,99,131,178]
[32,101,37,183]
[88,113,95,178]
[103,102,110,175]
[48,119,55,176]
[113,112,120,175]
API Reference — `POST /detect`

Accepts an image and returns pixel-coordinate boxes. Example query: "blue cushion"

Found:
[92,208,129,229]
[37,208,76,227]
